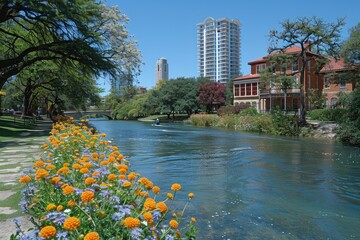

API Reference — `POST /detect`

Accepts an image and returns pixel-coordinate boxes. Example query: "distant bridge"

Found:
[64,110,113,120]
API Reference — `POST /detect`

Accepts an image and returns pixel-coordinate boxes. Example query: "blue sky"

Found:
[101,0,359,94]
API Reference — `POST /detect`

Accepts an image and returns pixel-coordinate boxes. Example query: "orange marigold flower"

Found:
[128,172,136,181]
[34,160,45,167]
[35,169,49,180]
[119,174,126,180]
[156,201,168,214]
[63,163,70,167]
[85,177,96,185]
[72,163,82,170]
[139,177,149,185]
[63,217,81,230]
[39,226,56,239]
[169,220,179,229]
[81,190,95,202]
[100,160,109,166]
[56,205,63,211]
[123,217,140,229]
[167,193,174,200]
[57,167,70,175]
[116,164,128,172]
[83,162,92,168]
[91,152,99,158]
[19,175,31,184]
[191,217,196,222]
[84,232,100,240]
[176,231,181,238]
[92,171,100,177]
[145,181,153,190]
[143,212,153,223]
[171,183,181,191]
[80,168,89,174]
[188,193,195,199]
[68,199,76,207]
[143,198,156,211]
[152,186,160,194]
[107,173,117,181]
[46,203,56,211]
[63,185,74,195]
[122,181,132,188]
[45,164,56,170]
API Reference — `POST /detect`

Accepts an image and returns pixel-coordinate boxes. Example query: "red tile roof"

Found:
[233,73,260,81]
[247,45,324,65]
[320,58,347,73]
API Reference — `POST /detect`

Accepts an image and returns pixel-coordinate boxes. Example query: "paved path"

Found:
[0,121,51,239]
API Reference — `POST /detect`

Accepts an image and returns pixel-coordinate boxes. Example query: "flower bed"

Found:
[12,120,196,239]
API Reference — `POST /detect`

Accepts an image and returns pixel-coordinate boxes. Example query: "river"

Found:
[90,119,360,240]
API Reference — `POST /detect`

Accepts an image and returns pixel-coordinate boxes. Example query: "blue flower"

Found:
[131,228,143,240]
[112,212,124,221]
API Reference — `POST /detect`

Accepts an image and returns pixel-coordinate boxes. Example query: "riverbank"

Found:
[0,116,52,239]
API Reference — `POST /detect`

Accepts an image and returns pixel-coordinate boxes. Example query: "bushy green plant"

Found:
[239,108,258,116]
[307,109,347,122]
[271,108,299,136]
[189,114,219,127]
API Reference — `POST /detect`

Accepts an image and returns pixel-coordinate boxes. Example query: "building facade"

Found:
[156,58,169,84]
[233,45,325,112]
[197,17,241,83]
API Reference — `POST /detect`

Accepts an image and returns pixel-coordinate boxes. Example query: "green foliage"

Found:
[307,109,347,122]
[307,88,326,109]
[189,114,219,127]
[337,88,360,146]
[217,105,244,116]
[0,2,141,89]
[239,108,258,116]
[113,94,149,120]
[271,108,299,136]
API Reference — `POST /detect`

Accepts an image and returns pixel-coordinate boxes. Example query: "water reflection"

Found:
[90,120,360,239]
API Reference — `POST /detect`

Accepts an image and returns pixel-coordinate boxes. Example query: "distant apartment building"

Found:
[197,17,241,83]
[156,58,169,84]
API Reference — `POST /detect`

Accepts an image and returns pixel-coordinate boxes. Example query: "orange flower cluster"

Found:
[15,121,196,239]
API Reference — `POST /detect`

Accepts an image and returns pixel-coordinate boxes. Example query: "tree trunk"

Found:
[23,82,33,116]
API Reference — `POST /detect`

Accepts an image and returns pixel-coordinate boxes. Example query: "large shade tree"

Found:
[0,1,141,89]
[268,16,345,125]
[198,81,226,113]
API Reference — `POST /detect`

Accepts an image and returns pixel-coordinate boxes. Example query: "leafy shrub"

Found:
[12,121,196,239]
[217,105,246,116]
[239,108,258,116]
[271,108,299,136]
[189,114,219,126]
[307,108,347,122]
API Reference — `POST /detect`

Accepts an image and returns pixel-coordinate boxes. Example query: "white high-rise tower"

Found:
[197,17,241,83]
[156,58,169,84]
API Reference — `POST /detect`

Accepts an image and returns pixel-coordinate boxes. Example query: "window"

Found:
[234,84,239,96]
[292,60,299,72]
[252,83,257,95]
[240,84,245,96]
[256,64,266,73]
[339,78,346,89]
[294,76,299,87]
[237,83,258,96]
[280,63,287,74]
[324,77,330,89]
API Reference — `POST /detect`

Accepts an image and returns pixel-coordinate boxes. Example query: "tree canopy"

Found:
[0,1,141,89]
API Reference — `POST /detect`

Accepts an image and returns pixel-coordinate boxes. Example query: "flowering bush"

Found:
[12,121,196,239]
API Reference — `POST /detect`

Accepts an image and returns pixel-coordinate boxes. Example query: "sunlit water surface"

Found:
[90,120,360,240]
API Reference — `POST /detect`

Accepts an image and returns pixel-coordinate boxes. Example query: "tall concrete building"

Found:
[197,17,241,83]
[156,57,169,84]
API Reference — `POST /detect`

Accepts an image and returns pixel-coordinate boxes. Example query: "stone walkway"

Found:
[0,121,51,239]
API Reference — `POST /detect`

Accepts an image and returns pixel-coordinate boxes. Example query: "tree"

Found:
[0,2,141,89]
[199,82,226,113]
[341,23,360,86]
[268,16,345,125]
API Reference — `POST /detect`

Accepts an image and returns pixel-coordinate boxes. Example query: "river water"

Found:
[90,119,360,240]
